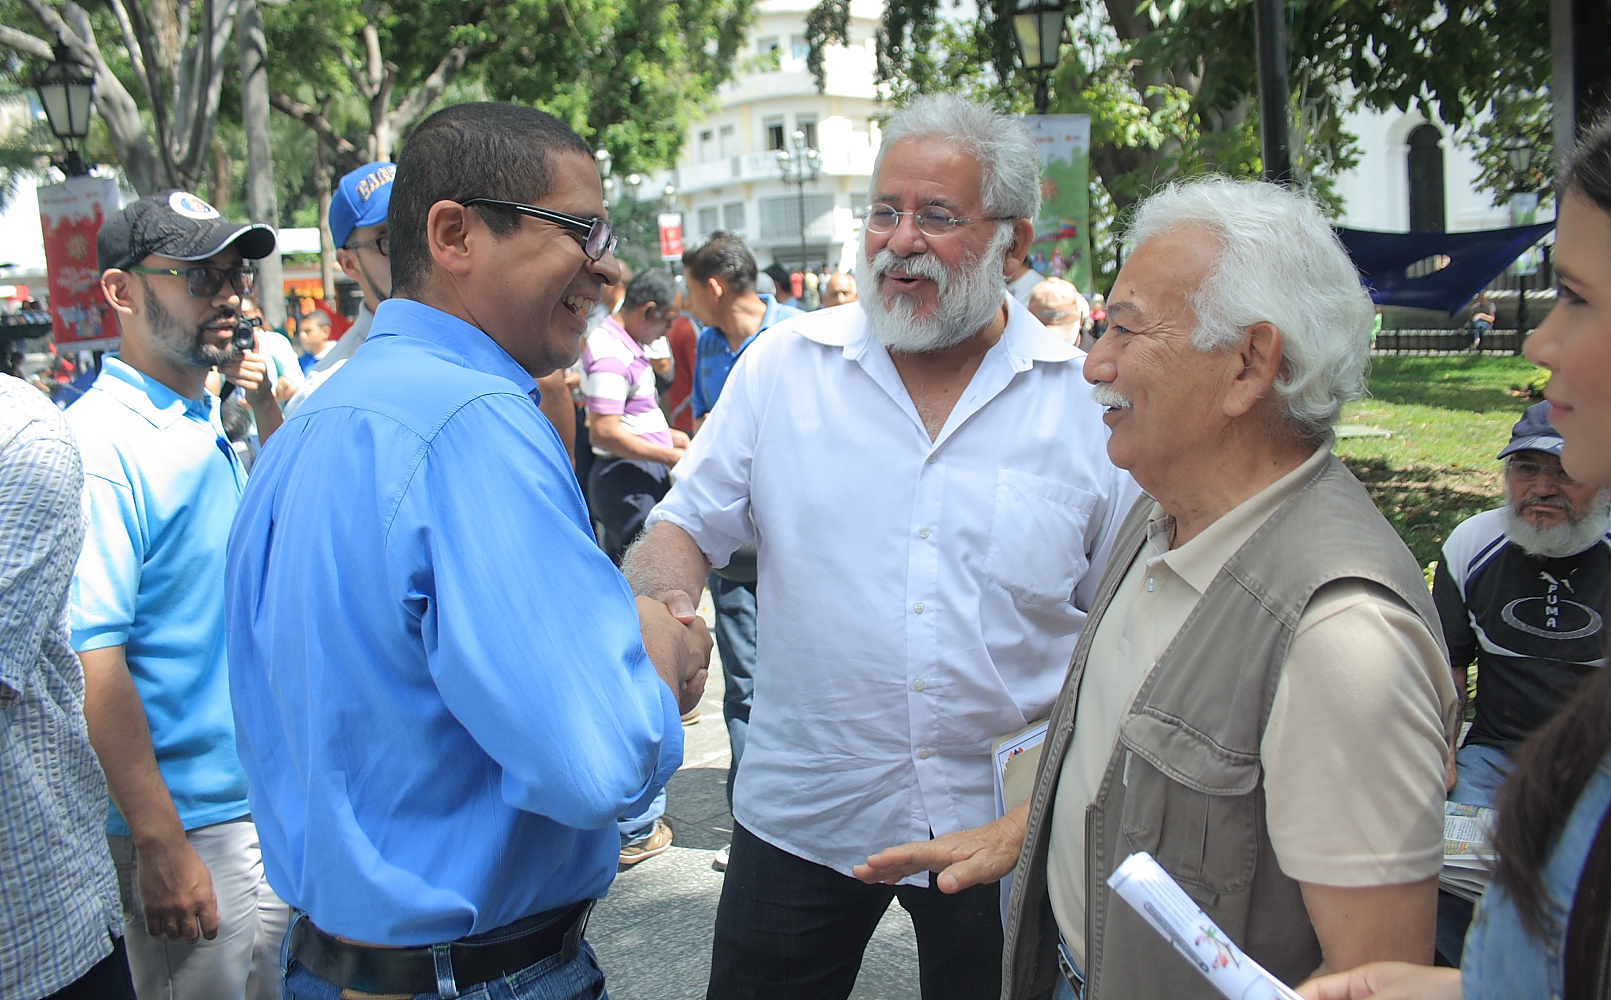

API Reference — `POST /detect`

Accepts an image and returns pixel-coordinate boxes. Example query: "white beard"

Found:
[1501,486,1611,559]
[857,225,1013,354]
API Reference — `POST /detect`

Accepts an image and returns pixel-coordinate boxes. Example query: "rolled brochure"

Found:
[1107,852,1306,1000]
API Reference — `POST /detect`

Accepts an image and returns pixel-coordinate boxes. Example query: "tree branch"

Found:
[104,0,147,85]
[383,44,473,133]
[269,91,360,158]
[0,24,53,59]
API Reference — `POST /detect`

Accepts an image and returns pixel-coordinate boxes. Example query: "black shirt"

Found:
[1434,507,1610,754]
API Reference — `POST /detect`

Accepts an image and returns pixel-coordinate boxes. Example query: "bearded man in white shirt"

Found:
[622,93,1136,1000]
[856,178,1459,1000]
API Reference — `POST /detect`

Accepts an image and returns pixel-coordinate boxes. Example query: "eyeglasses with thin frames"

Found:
[1507,457,1579,485]
[461,198,618,261]
[126,265,257,298]
[345,235,390,257]
[862,203,1016,238]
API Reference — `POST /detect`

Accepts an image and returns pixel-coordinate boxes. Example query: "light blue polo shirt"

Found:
[66,356,251,836]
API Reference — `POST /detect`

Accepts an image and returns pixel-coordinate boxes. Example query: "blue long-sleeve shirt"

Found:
[225,298,683,946]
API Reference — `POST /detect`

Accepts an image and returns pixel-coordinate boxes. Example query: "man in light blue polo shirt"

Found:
[67,190,288,1000]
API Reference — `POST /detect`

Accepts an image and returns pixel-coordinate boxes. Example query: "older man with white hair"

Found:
[856,177,1459,1000]
[622,94,1136,999]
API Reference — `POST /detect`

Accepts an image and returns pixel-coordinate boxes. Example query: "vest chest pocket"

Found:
[984,468,1096,605]
[1117,710,1261,897]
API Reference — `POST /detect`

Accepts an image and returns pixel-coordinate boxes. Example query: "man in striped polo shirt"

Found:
[582,268,688,566]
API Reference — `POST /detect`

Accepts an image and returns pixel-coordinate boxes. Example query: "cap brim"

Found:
[168,222,278,262]
[1498,435,1565,459]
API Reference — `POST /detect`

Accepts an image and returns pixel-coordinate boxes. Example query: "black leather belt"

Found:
[289,900,592,995]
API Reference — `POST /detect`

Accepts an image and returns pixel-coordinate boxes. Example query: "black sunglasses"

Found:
[462,198,617,261]
[127,264,257,298]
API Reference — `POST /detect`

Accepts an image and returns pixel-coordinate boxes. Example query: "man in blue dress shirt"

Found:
[225,102,710,1000]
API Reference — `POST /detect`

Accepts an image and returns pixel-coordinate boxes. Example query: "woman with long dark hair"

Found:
[1300,121,1611,1000]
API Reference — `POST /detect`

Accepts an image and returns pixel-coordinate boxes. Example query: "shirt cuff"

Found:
[71,625,130,653]
[644,507,746,569]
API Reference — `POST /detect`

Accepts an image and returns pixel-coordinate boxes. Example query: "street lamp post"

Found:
[1505,137,1537,351]
[1012,0,1070,115]
[776,129,821,278]
[35,44,95,178]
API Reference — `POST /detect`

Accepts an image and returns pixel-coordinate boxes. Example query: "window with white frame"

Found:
[698,205,720,236]
[723,202,747,232]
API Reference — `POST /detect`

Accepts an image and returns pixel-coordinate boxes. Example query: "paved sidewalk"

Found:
[590,598,922,1000]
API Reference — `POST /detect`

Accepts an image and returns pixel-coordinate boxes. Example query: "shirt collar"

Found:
[365,298,539,396]
[798,291,1082,369]
[92,355,214,430]
[602,313,644,359]
[1153,436,1335,594]
[703,294,790,355]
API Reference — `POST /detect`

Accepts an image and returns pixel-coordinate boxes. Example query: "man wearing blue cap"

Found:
[283,162,395,416]
[1435,400,1611,809]
[285,161,575,444]
[1431,400,1611,962]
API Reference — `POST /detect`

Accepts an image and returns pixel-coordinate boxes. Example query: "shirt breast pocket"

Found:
[984,468,1097,605]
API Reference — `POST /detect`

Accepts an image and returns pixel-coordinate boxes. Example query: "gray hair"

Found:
[1127,176,1373,441]
[872,94,1041,222]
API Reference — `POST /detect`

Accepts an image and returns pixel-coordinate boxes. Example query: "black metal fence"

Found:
[1371,328,1526,355]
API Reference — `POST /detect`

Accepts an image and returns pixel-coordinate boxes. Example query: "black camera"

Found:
[219,315,263,401]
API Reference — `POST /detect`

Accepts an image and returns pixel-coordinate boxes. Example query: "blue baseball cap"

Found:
[329,162,396,249]
[1498,401,1566,459]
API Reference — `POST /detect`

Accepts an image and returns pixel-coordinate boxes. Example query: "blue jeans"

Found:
[1437,744,1516,965]
[617,789,666,847]
[1450,743,1514,808]
[279,911,607,1000]
[707,574,757,811]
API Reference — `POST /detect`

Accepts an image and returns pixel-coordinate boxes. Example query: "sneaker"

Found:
[681,708,702,727]
[620,819,673,866]
[713,845,730,872]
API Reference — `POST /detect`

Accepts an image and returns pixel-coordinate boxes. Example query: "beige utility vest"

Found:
[1001,453,1442,1000]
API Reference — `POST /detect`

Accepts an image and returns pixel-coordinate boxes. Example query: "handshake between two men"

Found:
[636,589,712,715]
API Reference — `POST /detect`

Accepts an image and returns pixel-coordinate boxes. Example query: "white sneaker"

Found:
[714,845,730,872]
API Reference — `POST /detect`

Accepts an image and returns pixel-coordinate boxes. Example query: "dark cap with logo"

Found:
[1498,401,1566,459]
[98,190,277,272]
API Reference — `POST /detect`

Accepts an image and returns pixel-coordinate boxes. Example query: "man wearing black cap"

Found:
[66,190,289,1000]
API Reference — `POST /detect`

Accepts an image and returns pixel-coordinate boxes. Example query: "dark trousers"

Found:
[707,574,757,811]
[587,457,670,565]
[707,823,1003,1000]
[572,406,594,492]
[42,936,137,1000]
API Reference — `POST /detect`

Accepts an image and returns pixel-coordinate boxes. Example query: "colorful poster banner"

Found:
[659,213,685,261]
[1024,114,1093,293]
[39,175,122,347]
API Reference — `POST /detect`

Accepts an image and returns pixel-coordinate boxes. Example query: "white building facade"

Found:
[1331,106,1513,233]
[661,0,888,273]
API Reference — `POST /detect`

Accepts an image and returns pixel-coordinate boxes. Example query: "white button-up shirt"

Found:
[648,296,1138,877]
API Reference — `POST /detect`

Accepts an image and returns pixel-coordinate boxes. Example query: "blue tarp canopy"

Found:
[1336,222,1555,314]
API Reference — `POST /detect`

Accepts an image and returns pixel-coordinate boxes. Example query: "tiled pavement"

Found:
[589,597,922,1000]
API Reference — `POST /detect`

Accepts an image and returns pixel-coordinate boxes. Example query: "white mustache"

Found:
[1091,382,1132,409]
[869,247,948,285]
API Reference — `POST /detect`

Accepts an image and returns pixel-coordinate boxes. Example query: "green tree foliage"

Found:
[811,0,1552,289]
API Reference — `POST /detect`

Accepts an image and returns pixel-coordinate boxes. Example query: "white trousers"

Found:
[109,817,290,1000]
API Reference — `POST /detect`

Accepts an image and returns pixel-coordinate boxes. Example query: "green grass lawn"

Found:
[1335,355,1546,568]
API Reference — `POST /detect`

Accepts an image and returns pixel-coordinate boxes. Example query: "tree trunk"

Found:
[237,0,285,329]
[314,136,337,304]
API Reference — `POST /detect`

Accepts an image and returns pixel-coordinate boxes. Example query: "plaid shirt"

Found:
[0,374,122,997]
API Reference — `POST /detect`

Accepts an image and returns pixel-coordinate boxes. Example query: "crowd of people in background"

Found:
[4,90,1611,1000]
